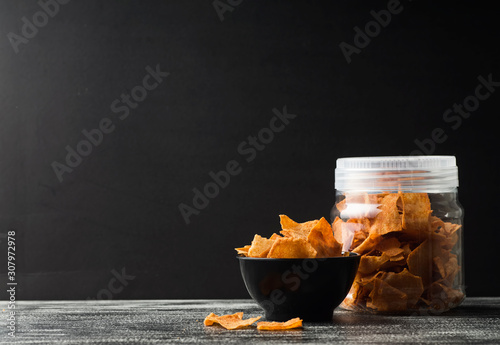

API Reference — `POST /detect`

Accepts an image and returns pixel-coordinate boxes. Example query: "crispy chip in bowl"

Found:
[236,215,343,259]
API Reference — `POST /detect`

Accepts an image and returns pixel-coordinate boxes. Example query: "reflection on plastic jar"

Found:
[331,156,464,314]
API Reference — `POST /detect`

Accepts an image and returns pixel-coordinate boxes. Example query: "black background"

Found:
[0,0,499,300]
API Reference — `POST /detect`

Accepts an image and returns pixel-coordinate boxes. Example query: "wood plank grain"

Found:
[1,298,499,344]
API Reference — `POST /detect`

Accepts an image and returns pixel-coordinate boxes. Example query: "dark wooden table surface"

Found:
[1,298,499,344]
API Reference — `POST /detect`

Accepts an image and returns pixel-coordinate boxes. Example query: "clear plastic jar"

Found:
[331,156,464,314]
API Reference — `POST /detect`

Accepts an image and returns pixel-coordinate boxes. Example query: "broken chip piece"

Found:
[204,313,302,331]
[256,317,303,330]
[204,312,261,330]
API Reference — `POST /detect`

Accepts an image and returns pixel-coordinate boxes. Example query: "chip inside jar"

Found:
[333,192,463,313]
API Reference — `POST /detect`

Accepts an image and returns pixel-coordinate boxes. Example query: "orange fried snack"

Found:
[235,245,251,256]
[236,215,342,259]
[369,193,403,237]
[400,193,432,232]
[337,192,463,313]
[380,269,424,307]
[407,239,434,287]
[267,237,317,258]
[204,312,261,330]
[280,215,319,238]
[256,317,303,331]
[307,217,342,257]
[247,235,276,258]
[367,279,408,312]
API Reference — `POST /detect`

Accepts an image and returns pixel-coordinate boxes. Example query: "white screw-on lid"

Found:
[335,156,459,192]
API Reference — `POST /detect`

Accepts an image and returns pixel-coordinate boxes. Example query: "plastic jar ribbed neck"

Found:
[335,156,459,193]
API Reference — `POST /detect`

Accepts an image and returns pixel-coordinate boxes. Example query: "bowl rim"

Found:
[236,252,360,261]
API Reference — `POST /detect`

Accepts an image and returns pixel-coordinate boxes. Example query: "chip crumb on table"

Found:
[204,312,303,331]
[257,317,303,330]
[204,312,261,330]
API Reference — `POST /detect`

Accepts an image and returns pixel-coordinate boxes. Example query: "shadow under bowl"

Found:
[237,253,360,322]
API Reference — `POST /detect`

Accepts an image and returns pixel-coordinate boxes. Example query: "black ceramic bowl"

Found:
[237,253,360,322]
